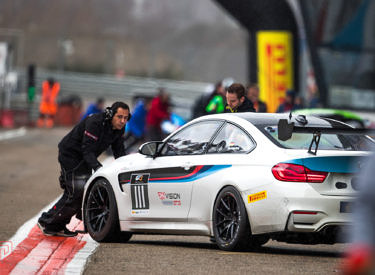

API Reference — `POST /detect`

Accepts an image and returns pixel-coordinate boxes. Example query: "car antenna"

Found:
[289,111,292,120]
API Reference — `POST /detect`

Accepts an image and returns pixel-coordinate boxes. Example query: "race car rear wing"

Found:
[278,119,375,155]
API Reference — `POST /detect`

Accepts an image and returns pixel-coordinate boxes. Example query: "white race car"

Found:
[82,113,374,251]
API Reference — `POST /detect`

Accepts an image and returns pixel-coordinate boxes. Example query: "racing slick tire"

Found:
[84,178,132,242]
[213,186,251,251]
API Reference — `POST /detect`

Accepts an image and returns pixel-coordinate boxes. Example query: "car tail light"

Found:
[272,163,328,183]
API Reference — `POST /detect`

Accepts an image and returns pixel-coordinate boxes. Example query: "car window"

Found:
[207,123,255,154]
[160,121,223,156]
[263,126,375,151]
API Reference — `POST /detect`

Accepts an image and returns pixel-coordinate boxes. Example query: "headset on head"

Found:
[104,105,132,121]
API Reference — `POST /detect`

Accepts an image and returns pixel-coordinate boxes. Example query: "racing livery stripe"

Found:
[150,165,204,182]
[285,156,367,173]
[118,165,231,186]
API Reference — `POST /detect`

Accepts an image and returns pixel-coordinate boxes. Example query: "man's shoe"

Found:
[37,220,46,231]
[43,227,78,237]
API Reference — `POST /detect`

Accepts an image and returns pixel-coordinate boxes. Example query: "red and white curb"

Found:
[0,199,99,274]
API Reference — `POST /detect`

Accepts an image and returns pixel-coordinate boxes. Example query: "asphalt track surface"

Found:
[0,127,348,274]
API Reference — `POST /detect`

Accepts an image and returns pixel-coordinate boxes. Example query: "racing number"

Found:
[130,174,150,209]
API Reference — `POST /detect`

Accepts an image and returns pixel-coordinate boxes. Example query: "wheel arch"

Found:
[82,176,120,233]
[210,184,252,236]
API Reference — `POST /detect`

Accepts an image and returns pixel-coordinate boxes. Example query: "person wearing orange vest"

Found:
[37,77,60,128]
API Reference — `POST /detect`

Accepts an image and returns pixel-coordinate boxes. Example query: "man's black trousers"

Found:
[38,154,91,231]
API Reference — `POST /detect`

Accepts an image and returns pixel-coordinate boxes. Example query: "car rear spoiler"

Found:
[278,119,375,155]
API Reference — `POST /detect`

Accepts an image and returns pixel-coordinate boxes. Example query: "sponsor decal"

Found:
[257,31,294,112]
[0,241,13,260]
[84,130,98,141]
[157,192,166,200]
[248,191,267,203]
[158,192,181,206]
[130,173,150,210]
[131,209,150,216]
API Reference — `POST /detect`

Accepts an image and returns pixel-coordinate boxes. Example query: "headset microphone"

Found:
[104,107,113,121]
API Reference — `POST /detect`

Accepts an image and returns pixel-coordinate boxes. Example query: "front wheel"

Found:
[84,178,132,242]
[213,186,250,251]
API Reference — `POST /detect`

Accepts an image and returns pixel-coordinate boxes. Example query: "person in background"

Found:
[36,77,60,128]
[205,81,226,114]
[294,95,304,110]
[246,83,267,113]
[124,97,152,153]
[225,83,255,113]
[146,88,170,141]
[81,97,105,119]
[276,89,297,113]
[192,81,224,118]
[307,84,321,108]
[37,102,130,237]
[341,153,375,274]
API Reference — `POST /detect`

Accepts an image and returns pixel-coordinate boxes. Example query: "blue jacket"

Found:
[82,103,103,120]
[125,100,147,138]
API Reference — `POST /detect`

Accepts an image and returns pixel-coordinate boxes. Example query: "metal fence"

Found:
[10,69,212,122]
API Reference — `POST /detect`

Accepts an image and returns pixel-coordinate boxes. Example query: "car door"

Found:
[188,122,257,221]
[123,120,224,221]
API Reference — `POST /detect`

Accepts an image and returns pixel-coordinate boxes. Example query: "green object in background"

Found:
[28,86,35,102]
[206,95,225,113]
[293,108,363,121]
[293,108,367,128]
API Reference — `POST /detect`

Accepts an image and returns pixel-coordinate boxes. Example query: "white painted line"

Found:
[0,127,27,141]
[65,235,99,274]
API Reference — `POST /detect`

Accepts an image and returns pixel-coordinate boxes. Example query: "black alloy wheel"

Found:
[84,178,132,242]
[213,186,251,251]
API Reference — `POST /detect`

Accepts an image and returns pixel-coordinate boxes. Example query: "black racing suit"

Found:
[38,112,126,231]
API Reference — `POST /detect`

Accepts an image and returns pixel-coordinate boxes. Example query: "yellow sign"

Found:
[257,31,294,112]
[248,191,267,203]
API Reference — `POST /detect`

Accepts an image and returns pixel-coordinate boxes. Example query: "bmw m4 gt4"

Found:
[82,113,374,251]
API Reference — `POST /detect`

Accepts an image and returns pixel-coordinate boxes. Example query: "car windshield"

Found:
[261,125,375,151]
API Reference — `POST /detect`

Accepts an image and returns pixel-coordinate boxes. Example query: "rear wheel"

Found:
[213,186,250,251]
[84,178,132,242]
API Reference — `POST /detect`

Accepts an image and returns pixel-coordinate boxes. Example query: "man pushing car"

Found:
[37,101,131,237]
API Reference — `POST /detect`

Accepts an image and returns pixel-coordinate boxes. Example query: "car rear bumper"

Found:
[284,196,354,232]
[244,183,355,237]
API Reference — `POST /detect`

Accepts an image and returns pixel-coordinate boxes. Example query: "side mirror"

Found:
[139,141,163,158]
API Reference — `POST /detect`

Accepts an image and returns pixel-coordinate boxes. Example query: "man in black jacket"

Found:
[38,101,131,237]
[225,83,255,113]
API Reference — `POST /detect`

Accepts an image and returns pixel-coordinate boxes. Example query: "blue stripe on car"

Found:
[285,156,365,173]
